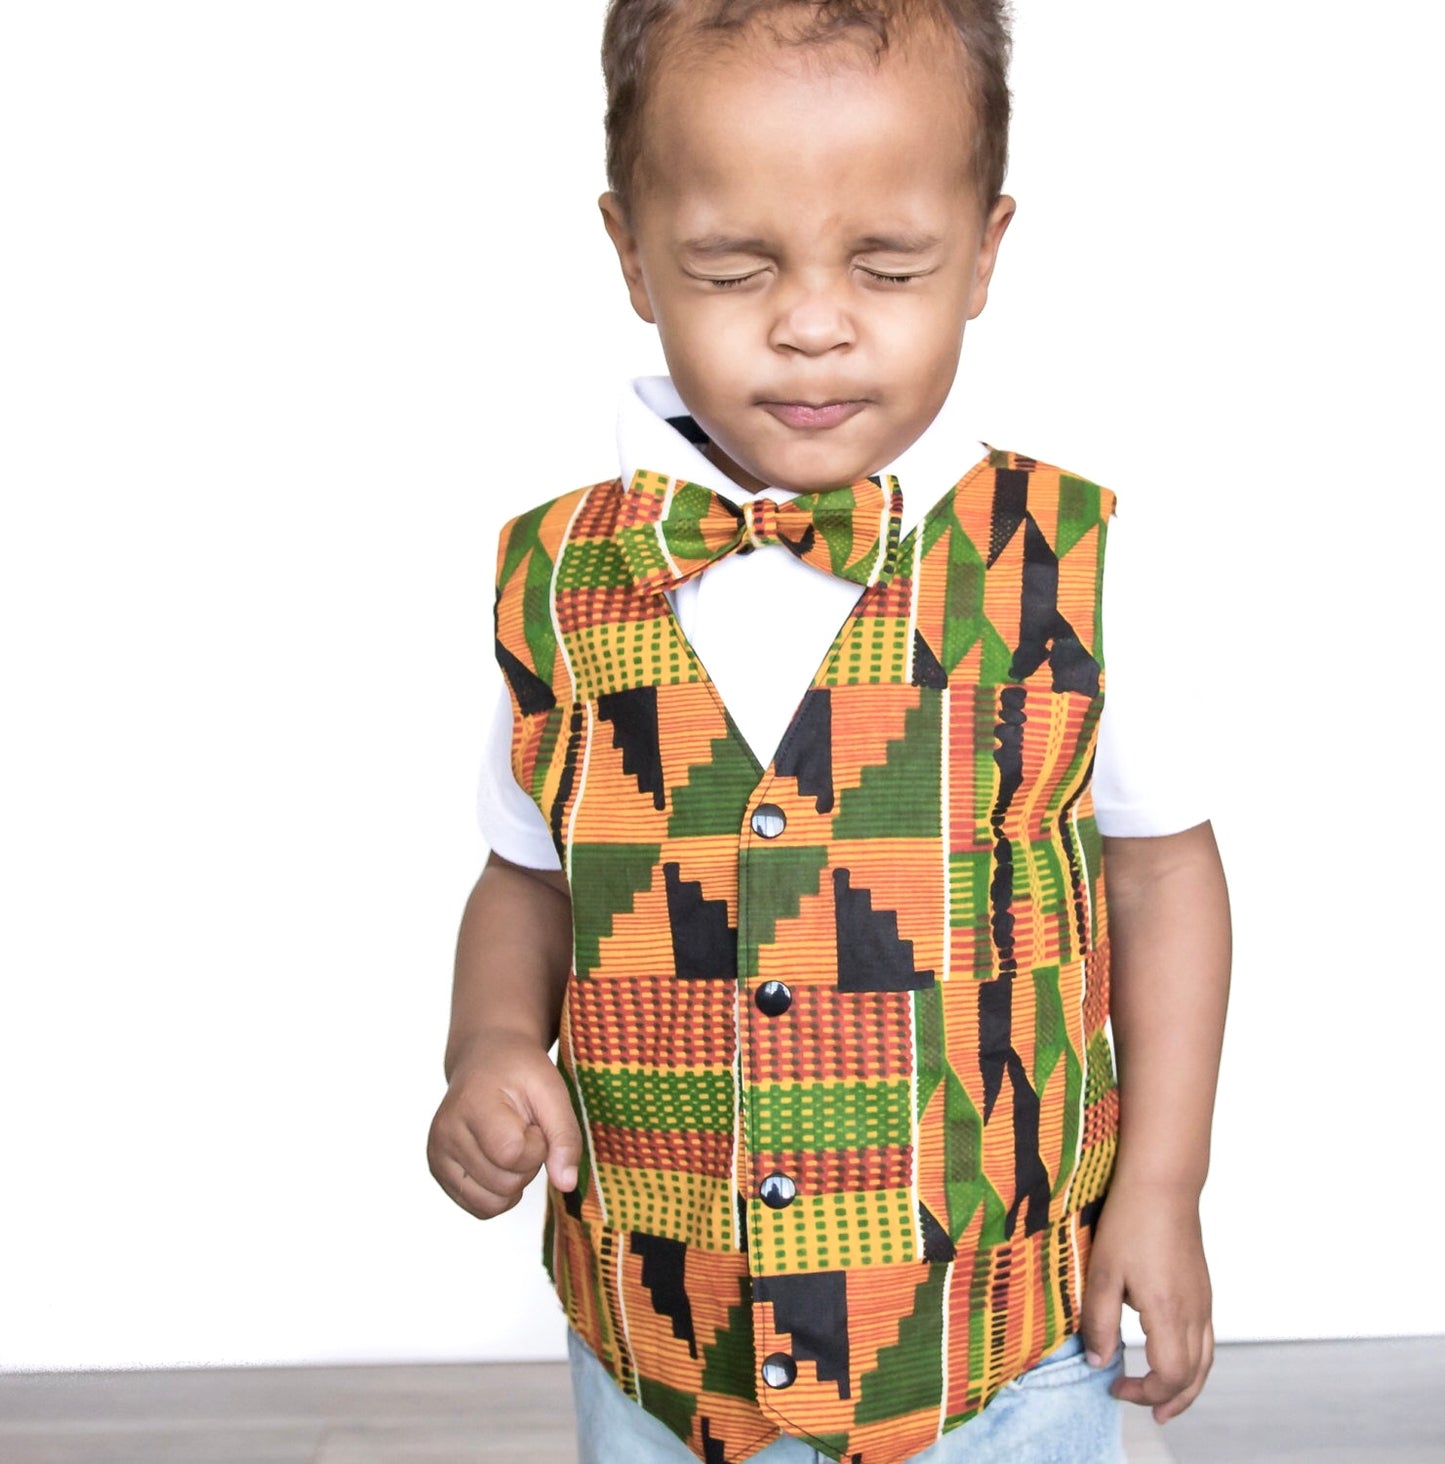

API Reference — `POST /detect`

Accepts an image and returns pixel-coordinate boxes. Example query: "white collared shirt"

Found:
[477,376,1210,868]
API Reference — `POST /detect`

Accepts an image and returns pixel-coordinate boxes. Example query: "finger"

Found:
[451,1160,529,1220]
[427,1124,536,1220]
[1151,1318,1214,1423]
[472,1103,549,1178]
[1143,1301,1199,1399]
[1110,1310,1199,1413]
[1111,1356,1199,1412]
[1079,1264,1124,1369]
[452,1145,541,1200]
[526,1071,584,1192]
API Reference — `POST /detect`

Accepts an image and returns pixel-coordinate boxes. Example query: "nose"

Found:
[768,274,855,356]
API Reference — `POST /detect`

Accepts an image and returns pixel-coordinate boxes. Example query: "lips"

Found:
[760,399,867,431]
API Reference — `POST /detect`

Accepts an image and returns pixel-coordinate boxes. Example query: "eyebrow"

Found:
[680,234,775,258]
[678,230,943,258]
[853,232,943,253]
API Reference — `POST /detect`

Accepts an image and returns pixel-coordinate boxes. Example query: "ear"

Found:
[966,193,1017,321]
[599,191,657,326]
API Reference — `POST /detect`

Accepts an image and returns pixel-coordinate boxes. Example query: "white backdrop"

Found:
[3,1,1441,1372]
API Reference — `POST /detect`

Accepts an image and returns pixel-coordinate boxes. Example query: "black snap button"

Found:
[755,980,793,1016]
[750,804,787,839]
[759,1172,797,1209]
[761,1352,797,1389]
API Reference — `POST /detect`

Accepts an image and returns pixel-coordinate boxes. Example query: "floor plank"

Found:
[1153,1336,1445,1463]
[1121,1412,1178,1463]
[313,1422,577,1464]
[0,1424,325,1464]
[1,1339,1440,1462]
[0,1361,560,1426]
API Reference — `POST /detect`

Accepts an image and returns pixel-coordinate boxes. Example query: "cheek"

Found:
[662,305,754,387]
[881,299,965,373]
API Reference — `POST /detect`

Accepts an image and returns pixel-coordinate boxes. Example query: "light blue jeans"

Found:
[568,1326,1125,1463]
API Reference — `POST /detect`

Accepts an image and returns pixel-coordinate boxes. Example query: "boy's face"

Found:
[601,26,1014,495]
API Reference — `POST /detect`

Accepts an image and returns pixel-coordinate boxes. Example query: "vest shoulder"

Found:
[493,478,625,704]
[980,447,1117,518]
[494,477,624,592]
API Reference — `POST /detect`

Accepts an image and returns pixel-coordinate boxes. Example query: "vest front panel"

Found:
[493,452,1119,1464]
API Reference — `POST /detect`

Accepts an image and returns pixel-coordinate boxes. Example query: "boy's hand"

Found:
[1080,1177,1215,1423]
[427,1030,582,1220]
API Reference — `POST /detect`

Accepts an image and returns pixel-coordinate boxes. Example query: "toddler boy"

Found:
[430,3,1231,1462]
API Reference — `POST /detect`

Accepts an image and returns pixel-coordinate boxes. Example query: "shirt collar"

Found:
[616,375,990,540]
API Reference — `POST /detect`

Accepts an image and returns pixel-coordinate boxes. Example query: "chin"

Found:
[769,454,882,494]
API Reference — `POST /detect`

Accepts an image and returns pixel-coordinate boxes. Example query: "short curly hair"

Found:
[601,0,1014,220]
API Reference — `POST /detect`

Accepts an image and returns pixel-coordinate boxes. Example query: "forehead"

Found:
[636,25,978,220]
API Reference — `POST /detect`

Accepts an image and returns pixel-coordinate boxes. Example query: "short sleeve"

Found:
[476,686,563,870]
[1091,507,1216,837]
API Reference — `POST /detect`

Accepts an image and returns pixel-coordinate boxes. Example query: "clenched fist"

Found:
[428,1029,583,1220]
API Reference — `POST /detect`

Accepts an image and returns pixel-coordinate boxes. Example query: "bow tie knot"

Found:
[617,469,903,594]
[741,496,784,551]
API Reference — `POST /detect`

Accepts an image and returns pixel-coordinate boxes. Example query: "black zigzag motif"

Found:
[979,689,1053,1248]
[988,685,1026,980]
[1011,517,1101,697]
[1002,1049,1052,1239]
[978,965,1019,1126]
[979,973,1013,1124]
[549,703,585,866]
[834,869,935,991]
[754,1271,851,1399]
[701,1419,728,1464]
[776,689,834,812]
[495,638,556,716]
[978,977,1051,1239]
[920,1202,957,1262]
[987,468,1029,566]
[597,686,666,810]
[782,522,818,559]
[912,631,948,689]
[664,862,738,979]
[630,1232,698,1357]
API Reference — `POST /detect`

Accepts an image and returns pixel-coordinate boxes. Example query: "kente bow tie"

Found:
[617,469,904,594]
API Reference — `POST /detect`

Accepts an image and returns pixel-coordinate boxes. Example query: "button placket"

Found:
[744,788,813,1275]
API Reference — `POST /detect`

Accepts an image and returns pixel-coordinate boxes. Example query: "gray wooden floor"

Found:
[0,1337,1441,1463]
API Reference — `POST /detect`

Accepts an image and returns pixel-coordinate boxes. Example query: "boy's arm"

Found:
[1081,820,1231,1422]
[427,851,581,1220]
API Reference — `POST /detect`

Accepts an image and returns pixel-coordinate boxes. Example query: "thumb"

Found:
[526,1066,584,1193]
[1080,1260,1124,1370]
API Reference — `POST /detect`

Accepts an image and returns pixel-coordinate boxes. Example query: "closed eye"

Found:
[683,269,764,289]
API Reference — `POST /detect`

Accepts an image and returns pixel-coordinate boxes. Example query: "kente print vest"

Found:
[493,449,1119,1464]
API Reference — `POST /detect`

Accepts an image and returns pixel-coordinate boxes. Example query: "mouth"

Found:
[759,399,868,431]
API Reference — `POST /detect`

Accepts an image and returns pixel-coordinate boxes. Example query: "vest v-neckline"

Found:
[646,451,995,778]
